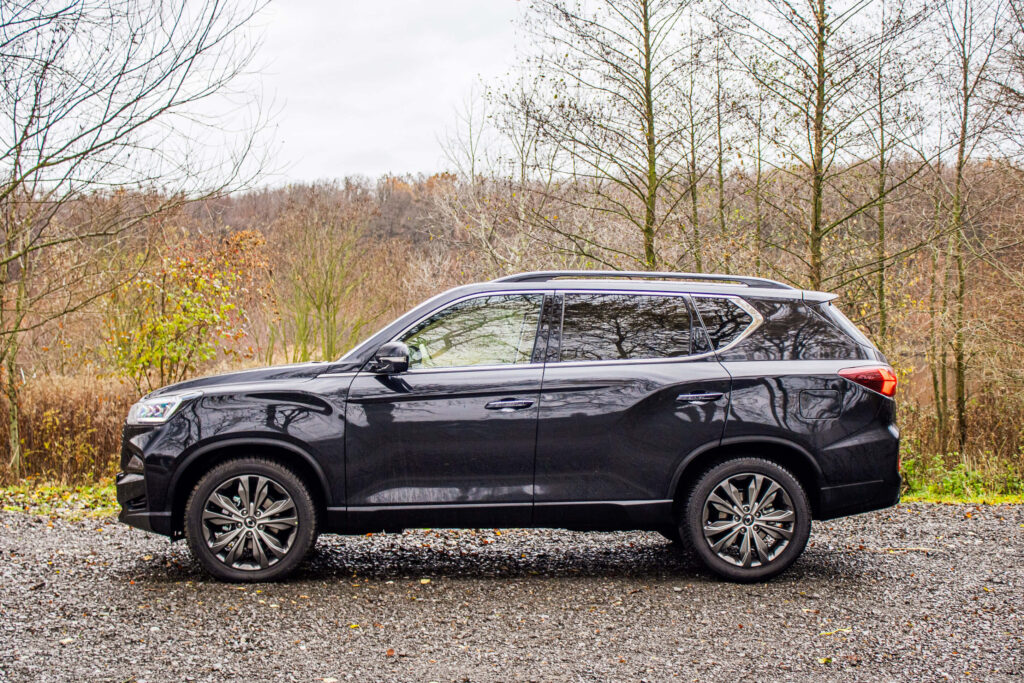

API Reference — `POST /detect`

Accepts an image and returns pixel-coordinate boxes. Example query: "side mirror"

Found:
[370,341,409,374]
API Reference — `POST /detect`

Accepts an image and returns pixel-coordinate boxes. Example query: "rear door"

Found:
[533,291,734,527]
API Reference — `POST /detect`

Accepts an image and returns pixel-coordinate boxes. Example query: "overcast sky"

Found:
[252,1,523,183]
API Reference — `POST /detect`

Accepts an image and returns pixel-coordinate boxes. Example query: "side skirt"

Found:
[326,500,675,534]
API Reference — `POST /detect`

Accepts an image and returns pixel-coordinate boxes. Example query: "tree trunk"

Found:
[808,0,828,290]
[951,40,971,454]
[876,152,888,344]
[5,343,21,481]
[754,103,765,278]
[640,0,658,271]
[688,141,702,273]
[715,38,727,250]
[928,190,946,446]
[940,235,952,451]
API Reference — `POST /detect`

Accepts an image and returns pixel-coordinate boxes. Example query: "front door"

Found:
[345,292,547,530]
[533,292,733,528]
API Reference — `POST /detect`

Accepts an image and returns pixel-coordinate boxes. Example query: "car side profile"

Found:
[116,271,900,582]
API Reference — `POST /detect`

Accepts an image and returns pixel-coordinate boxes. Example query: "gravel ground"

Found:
[0,504,1021,682]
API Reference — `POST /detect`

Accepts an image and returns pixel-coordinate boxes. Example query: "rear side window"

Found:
[559,294,692,361]
[715,299,867,361]
[815,302,874,349]
[692,296,754,350]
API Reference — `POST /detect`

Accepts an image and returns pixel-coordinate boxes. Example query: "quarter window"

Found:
[558,294,693,361]
[400,294,542,369]
[692,296,753,350]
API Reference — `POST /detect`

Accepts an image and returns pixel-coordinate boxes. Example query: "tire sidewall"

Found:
[185,458,317,582]
[683,458,811,582]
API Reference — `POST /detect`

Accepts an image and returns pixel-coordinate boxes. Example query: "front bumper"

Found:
[115,471,174,536]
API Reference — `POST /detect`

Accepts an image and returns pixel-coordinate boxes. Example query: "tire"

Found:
[185,457,319,582]
[683,458,811,582]
[657,527,684,545]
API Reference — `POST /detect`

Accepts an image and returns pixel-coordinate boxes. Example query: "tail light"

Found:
[838,366,897,398]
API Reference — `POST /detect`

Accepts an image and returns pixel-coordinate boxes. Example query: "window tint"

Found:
[559,294,693,361]
[816,302,873,348]
[401,294,542,369]
[692,296,753,350]
[715,299,866,361]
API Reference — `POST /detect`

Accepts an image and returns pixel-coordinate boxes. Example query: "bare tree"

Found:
[435,82,539,275]
[673,16,719,272]
[933,0,1011,451]
[506,0,695,270]
[0,0,268,476]
[723,0,921,289]
[860,0,932,344]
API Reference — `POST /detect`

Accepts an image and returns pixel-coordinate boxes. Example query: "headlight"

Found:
[126,391,202,425]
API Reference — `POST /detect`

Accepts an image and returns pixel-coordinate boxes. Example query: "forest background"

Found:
[4,0,1024,504]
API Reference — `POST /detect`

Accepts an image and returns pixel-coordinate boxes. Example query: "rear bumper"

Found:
[816,474,901,520]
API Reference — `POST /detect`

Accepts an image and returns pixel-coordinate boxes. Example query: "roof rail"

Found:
[491,270,795,290]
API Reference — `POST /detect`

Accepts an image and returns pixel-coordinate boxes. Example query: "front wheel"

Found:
[657,527,684,545]
[185,457,319,582]
[683,458,811,582]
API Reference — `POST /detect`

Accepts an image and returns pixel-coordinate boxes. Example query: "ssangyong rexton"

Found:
[116,271,900,582]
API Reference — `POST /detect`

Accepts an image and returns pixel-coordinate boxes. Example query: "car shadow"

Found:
[116,529,868,586]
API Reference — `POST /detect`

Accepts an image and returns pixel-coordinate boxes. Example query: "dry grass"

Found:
[0,376,137,485]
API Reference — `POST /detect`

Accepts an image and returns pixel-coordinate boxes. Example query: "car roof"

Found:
[458,271,836,303]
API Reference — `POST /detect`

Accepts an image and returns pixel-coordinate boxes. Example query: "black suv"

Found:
[116,271,900,582]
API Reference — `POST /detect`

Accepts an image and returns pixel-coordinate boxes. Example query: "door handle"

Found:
[676,392,724,405]
[485,398,535,412]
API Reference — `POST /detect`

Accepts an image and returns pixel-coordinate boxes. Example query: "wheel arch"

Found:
[168,438,330,537]
[669,437,825,519]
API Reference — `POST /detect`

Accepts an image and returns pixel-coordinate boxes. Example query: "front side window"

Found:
[400,294,542,369]
[692,296,754,350]
[558,294,693,361]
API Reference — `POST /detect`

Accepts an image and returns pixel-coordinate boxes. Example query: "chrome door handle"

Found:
[676,392,724,405]
[485,398,535,412]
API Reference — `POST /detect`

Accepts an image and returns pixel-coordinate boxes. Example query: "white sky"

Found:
[252,1,523,183]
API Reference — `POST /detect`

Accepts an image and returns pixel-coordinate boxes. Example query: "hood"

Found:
[146,361,335,398]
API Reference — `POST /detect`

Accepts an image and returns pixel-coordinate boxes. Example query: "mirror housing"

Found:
[370,341,410,374]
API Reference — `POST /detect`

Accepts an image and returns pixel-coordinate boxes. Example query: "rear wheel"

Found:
[185,457,318,582]
[683,458,811,582]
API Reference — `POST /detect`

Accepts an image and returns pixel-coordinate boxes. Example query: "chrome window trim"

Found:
[551,290,762,365]
[551,352,719,368]
[401,362,545,375]
[690,293,763,356]
[344,287,763,374]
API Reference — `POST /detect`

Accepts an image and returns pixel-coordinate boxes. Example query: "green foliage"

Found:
[900,440,1024,501]
[32,408,100,480]
[0,479,117,518]
[102,232,262,392]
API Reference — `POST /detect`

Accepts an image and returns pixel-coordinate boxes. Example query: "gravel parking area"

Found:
[1,503,1021,682]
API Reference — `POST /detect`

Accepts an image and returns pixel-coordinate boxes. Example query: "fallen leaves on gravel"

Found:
[819,628,852,636]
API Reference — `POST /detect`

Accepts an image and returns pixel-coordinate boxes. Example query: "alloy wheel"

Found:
[700,472,796,568]
[200,474,299,571]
